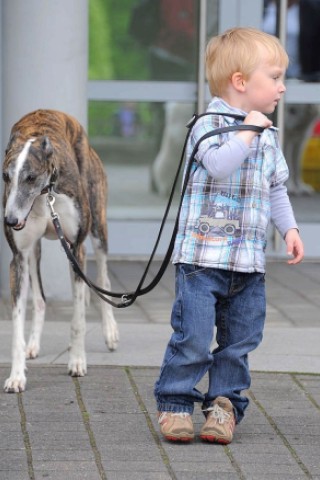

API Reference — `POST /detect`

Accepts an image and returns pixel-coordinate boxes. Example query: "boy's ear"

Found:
[231,72,246,92]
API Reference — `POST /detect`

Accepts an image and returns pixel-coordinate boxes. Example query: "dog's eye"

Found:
[2,172,10,183]
[26,174,36,184]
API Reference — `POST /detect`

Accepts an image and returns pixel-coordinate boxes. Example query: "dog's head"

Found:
[2,134,55,230]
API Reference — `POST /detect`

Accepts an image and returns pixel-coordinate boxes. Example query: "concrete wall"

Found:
[0,0,88,299]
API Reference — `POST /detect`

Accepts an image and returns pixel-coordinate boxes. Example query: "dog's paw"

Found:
[26,342,40,359]
[68,356,87,377]
[103,319,119,352]
[4,374,27,393]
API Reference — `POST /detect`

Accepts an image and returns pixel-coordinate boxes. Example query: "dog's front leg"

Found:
[26,240,46,359]
[4,252,29,392]
[68,244,87,377]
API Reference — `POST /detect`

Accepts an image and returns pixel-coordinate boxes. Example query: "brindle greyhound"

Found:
[2,109,119,392]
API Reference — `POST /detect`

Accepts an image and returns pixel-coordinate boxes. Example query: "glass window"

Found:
[262,0,320,231]
[262,0,320,81]
[88,0,202,223]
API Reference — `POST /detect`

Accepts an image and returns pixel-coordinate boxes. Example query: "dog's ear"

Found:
[41,136,53,158]
[5,132,20,154]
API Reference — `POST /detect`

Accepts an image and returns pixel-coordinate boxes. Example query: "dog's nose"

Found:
[4,215,19,227]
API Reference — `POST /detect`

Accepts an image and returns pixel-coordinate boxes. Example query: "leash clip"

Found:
[46,193,58,219]
[121,294,131,306]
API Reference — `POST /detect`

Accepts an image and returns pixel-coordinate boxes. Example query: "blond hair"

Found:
[206,27,289,96]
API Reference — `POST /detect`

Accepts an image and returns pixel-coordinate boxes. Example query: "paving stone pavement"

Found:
[0,366,319,480]
[0,260,320,479]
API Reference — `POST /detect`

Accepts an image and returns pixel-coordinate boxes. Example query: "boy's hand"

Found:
[237,111,273,145]
[244,111,273,129]
[285,228,304,264]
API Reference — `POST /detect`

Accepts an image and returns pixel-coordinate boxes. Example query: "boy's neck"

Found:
[220,93,248,113]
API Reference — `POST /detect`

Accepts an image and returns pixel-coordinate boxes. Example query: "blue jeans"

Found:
[154,264,266,423]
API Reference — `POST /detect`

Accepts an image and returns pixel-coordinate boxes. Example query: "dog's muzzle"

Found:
[4,215,26,231]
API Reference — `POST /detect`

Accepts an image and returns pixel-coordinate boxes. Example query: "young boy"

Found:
[154,27,304,444]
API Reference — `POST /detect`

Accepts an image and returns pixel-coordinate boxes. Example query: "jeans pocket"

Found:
[180,263,208,279]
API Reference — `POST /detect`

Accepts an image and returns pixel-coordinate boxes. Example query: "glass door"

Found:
[261,0,320,257]
[88,0,205,256]
[88,0,320,258]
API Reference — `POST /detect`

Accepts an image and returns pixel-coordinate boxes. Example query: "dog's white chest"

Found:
[13,194,80,248]
[43,194,80,241]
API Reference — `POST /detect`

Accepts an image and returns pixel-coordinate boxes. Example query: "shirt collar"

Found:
[207,97,278,131]
[207,97,246,124]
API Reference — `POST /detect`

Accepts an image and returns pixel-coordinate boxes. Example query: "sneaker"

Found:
[200,396,235,444]
[158,411,194,442]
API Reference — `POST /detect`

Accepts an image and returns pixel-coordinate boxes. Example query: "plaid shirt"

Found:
[172,97,290,273]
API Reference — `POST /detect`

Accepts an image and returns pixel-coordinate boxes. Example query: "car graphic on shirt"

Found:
[194,193,242,237]
[196,214,240,235]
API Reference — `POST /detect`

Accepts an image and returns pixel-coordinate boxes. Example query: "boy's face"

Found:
[242,55,286,114]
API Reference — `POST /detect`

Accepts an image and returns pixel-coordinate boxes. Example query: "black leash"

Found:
[47,112,264,308]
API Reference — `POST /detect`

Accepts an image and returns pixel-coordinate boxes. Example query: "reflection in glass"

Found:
[88,0,202,219]
[263,0,320,81]
[284,103,319,195]
[262,0,320,203]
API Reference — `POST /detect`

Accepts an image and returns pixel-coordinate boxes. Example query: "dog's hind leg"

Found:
[68,242,87,377]
[26,240,46,360]
[91,235,119,351]
[86,145,119,350]
[4,251,30,393]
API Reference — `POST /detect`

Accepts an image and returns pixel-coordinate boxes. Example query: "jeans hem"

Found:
[157,403,194,415]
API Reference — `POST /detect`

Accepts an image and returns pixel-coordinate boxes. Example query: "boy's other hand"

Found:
[285,228,304,264]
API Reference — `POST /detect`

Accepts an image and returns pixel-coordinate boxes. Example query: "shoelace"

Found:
[204,404,231,425]
[158,412,190,423]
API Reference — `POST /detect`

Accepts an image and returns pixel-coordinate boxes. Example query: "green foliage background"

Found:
[88,0,151,137]
[89,0,149,80]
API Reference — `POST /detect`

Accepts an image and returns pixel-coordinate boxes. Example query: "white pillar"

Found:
[0,3,2,137]
[1,0,88,299]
